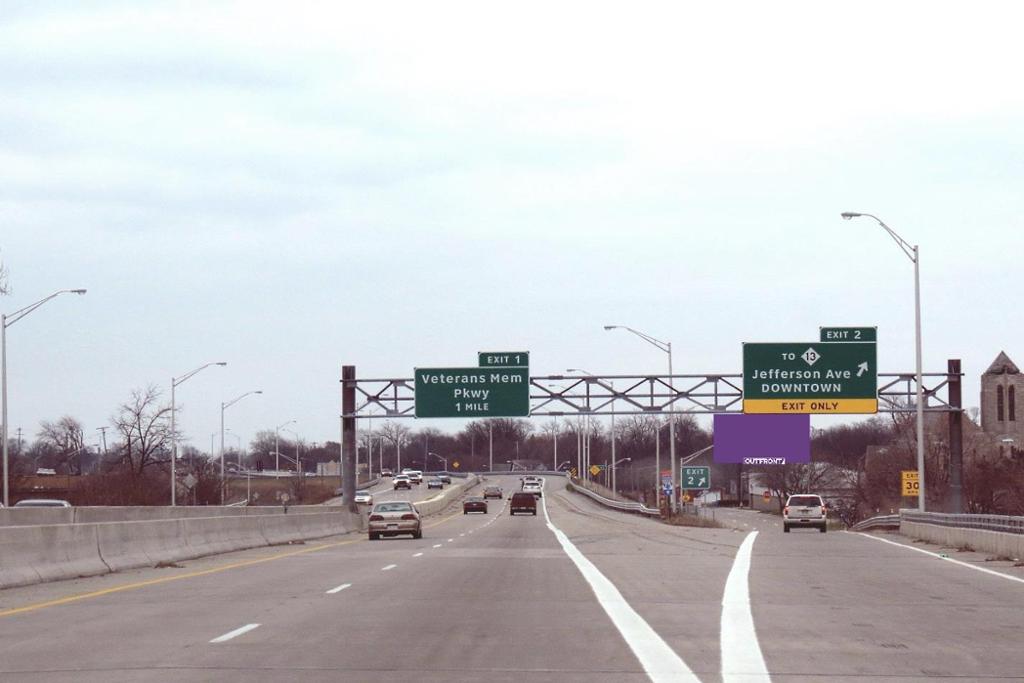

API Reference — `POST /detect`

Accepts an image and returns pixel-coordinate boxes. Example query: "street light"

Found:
[225,429,243,468]
[283,427,301,475]
[2,288,87,507]
[566,369,596,481]
[221,390,262,504]
[605,324,677,513]
[170,361,227,506]
[842,212,925,512]
[611,457,631,495]
[274,419,297,478]
[428,451,448,471]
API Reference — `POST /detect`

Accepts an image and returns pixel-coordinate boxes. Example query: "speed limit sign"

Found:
[901,470,919,497]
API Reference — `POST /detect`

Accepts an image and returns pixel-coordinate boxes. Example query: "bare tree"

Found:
[37,416,85,474]
[0,250,9,295]
[110,385,174,477]
[378,421,411,469]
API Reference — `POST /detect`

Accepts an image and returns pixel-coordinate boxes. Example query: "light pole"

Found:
[2,288,87,507]
[567,369,597,481]
[225,429,243,468]
[428,451,448,471]
[221,390,262,504]
[605,325,677,513]
[170,361,226,506]
[842,212,925,511]
[283,427,301,475]
[612,457,631,495]
[274,419,296,478]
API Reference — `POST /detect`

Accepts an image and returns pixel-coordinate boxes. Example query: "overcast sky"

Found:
[2,1,1022,454]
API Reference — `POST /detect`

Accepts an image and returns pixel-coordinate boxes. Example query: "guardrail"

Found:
[901,511,1024,535]
[850,514,901,532]
[568,480,660,516]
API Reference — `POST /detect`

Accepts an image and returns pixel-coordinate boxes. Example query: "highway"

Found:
[2,475,1023,681]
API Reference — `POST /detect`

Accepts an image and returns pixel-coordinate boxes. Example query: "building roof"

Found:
[985,351,1020,375]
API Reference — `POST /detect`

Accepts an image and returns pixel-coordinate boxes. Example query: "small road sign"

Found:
[589,464,602,477]
[452,461,460,470]
[182,474,197,490]
[820,327,877,343]
[478,351,530,368]
[569,467,578,477]
[681,466,711,490]
[763,491,772,502]
[743,341,878,414]
[901,470,919,497]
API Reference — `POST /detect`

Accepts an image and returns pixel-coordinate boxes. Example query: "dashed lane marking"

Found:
[326,583,352,595]
[413,552,424,557]
[210,623,260,643]
[381,564,397,571]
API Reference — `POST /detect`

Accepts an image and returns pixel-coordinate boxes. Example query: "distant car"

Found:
[426,478,444,490]
[522,475,542,486]
[510,492,538,516]
[393,475,412,490]
[438,473,452,484]
[482,485,503,499]
[354,490,374,505]
[522,482,543,498]
[13,499,72,508]
[463,496,488,514]
[783,494,827,533]
[35,468,57,476]
[368,501,421,540]
[406,470,423,485]
[380,468,394,477]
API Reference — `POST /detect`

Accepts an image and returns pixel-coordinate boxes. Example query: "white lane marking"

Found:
[381,564,397,571]
[447,538,454,542]
[326,583,352,594]
[433,544,443,548]
[210,623,260,643]
[460,533,466,537]
[854,531,1024,586]
[413,552,424,557]
[541,496,699,682]
[721,532,770,682]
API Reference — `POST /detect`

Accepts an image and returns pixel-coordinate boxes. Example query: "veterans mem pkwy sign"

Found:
[415,367,530,418]
[743,342,878,414]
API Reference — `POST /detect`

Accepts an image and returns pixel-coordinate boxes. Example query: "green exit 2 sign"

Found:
[681,466,711,490]
[820,327,877,343]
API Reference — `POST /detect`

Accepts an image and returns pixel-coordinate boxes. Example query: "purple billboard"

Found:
[712,414,810,465]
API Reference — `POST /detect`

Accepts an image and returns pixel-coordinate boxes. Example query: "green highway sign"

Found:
[743,341,878,414]
[415,367,530,418]
[478,351,530,368]
[820,327,877,343]
[681,466,711,490]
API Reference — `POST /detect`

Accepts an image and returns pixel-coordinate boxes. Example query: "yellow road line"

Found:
[1,506,469,620]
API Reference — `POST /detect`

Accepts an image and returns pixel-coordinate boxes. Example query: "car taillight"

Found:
[783,506,789,516]
[400,513,417,520]
[369,514,384,521]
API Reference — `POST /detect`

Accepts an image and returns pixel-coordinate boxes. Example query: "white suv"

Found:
[783,494,827,533]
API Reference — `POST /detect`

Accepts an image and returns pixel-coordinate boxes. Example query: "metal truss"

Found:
[342,370,961,418]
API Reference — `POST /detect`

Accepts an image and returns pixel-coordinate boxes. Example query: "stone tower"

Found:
[980,351,1024,442]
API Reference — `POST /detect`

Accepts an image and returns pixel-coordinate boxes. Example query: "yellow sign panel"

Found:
[452,461,460,470]
[682,493,692,503]
[901,470,919,497]
[743,398,878,414]
[589,464,602,476]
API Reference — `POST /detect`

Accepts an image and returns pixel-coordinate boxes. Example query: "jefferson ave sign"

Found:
[415,367,530,418]
[743,342,878,414]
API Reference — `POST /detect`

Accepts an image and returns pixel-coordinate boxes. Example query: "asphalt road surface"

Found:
[2,475,1023,682]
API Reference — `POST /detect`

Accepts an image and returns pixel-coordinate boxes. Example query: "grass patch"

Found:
[663,513,722,528]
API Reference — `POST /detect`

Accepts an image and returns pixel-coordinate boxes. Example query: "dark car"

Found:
[463,496,488,514]
[482,485,503,499]
[510,492,537,516]
[438,473,452,484]
[427,478,444,490]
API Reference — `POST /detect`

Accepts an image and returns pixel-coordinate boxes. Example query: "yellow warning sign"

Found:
[452,461,460,470]
[589,464,602,476]
[901,470,919,497]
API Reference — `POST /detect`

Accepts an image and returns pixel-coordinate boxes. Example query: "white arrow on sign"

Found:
[857,362,869,377]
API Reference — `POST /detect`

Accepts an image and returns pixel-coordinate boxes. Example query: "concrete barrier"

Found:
[414,475,480,517]
[901,519,1024,559]
[0,508,364,590]
[0,523,110,589]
